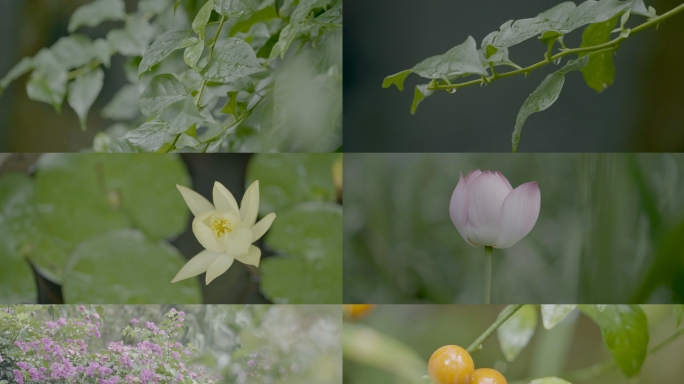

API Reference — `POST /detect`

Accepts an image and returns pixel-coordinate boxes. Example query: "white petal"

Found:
[240,180,260,227]
[192,214,222,252]
[205,254,235,284]
[251,213,276,242]
[496,181,541,249]
[449,172,472,245]
[466,171,511,246]
[212,181,240,215]
[220,226,252,255]
[171,250,221,283]
[235,245,261,267]
[177,184,214,216]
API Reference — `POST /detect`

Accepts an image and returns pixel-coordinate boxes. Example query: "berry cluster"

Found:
[428,345,507,384]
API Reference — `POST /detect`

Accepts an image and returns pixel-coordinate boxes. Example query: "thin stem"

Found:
[484,246,493,304]
[466,304,524,354]
[428,3,684,92]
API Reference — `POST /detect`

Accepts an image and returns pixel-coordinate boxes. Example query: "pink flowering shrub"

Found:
[1,306,219,384]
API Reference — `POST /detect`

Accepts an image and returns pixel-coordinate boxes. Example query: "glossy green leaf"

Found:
[139,74,187,117]
[68,68,104,131]
[110,120,175,152]
[564,0,649,32]
[26,49,67,113]
[410,84,433,115]
[579,14,620,92]
[246,154,338,215]
[230,6,278,36]
[192,0,214,40]
[184,42,205,68]
[512,56,588,152]
[497,304,538,362]
[539,2,577,22]
[102,84,140,120]
[581,305,649,377]
[107,19,157,57]
[0,57,33,96]
[50,34,97,70]
[382,70,411,91]
[63,229,202,304]
[201,38,265,82]
[139,26,198,76]
[167,97,203,134]
[265,201,342,262]
[290,0,329,24]
[541,305,577,329]
[34,153,191,245]
[492,18,564,49]
[68,0,126,33]
[214,0,257,17]
[530,378,572,384]
[410,36,488,80]
[675,305,684,327]
[268,22,303,61]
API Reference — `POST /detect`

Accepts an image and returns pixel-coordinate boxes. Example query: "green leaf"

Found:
[34,153,191,245]
[139,0,173,14]
[192,0,214,40]
[410,84,433,115]
[512,56,588,152]
[382,70,411,91]
[530,378,572,384]
[200,38,264,82]
[491,18,564,49]
[480,31,515,67]
[139,74,188,117]
[674,305,683,327]
[0,174,39,303]
[220,91,248,117]
[167,97,203,134]
[214,0,257,17]
[268,22,304,61]
[62,229,201,304]
[290,0,329,24]
[265,201,342,262]
[497,304,538,362]
[26,49,67,113]
[246,153,338,215]
[107,18,157,57]
[110,120,175,152]
[410,36,488,80]
[67,68,104,131]
[184,42,205,68]
[93,38,112,67]
[102,84,140,120]
[50,34,96,70]
[564,0,649,31]
[541,305,577,330]
[0,57,33,96]
[138,25,198,76]
[579,14,620,92]
[230,6,278,36]
[538,2,577,22]
[68,0,127,33]
[580,305,649,377]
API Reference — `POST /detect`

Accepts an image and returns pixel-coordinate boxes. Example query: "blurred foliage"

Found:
[344,153,684,304]
[1,304,342,383]
[342,305,684,384]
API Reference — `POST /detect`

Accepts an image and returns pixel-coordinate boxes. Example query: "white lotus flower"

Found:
[449,170,540,249]
[172,180,276,285]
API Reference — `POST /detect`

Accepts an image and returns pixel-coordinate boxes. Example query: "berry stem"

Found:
[484,246,493,304]
[466,304,523,354]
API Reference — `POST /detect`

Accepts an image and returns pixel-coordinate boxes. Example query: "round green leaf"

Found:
[35,153,191,246]
[62,229,202,304]
[541,305,577,330]
[265,201,342,262]
[497,304,538,362]
[246,154,339,215]
[260,253,342,304]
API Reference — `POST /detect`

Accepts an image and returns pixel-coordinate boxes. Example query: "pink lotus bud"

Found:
[449,170,540,248]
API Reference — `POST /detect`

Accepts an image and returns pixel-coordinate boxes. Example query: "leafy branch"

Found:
[383,1,684,152]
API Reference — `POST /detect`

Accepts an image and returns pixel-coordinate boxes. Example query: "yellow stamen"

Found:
[210,219,233,238]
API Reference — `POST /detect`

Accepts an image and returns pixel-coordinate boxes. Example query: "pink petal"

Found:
[449,171,472,245]
[496,181,541,249]
[495,171,513,192]
[463,169,482,186]
[466,171,511,246]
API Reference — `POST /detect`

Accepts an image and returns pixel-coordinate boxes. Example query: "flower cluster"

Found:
[5,307,219,384]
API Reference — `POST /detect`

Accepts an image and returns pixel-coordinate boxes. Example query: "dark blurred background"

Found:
[343,0,684,152]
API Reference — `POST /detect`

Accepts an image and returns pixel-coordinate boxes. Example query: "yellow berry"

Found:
[427,345,475,384]
[343,304,376,320]
[472,368,507,384]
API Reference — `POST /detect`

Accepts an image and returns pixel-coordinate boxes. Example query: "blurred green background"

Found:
[344,153,684,304]
[342,305,684,384]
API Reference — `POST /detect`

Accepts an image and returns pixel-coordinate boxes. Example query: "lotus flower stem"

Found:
[484,246,493,304]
